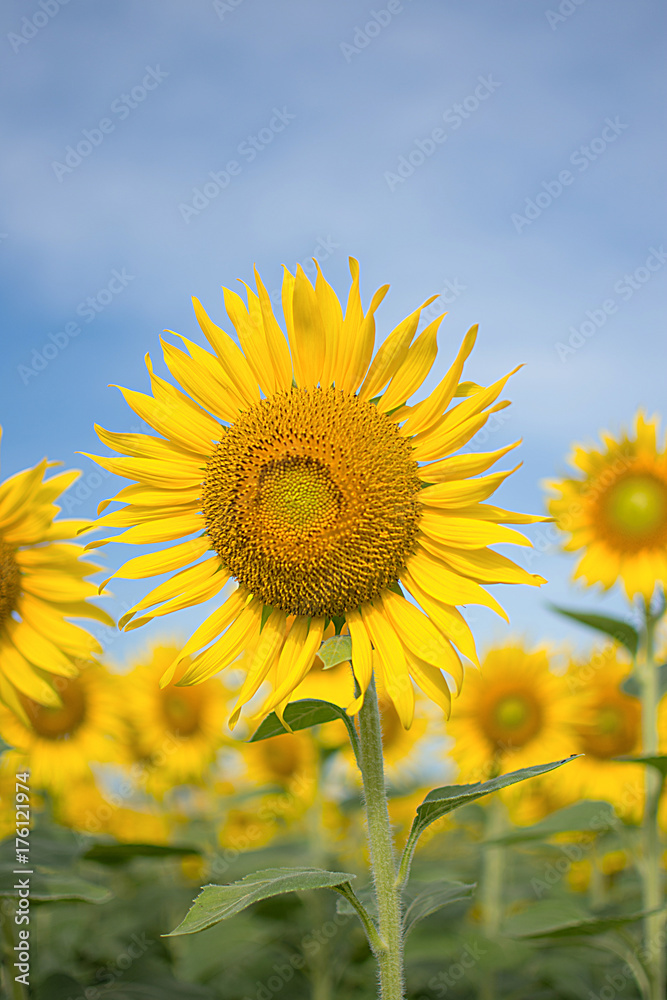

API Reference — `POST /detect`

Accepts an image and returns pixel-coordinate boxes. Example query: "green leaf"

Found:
[397,756,579,885]
[505,899,653,939]
[166,867,357,936]
[0,865,111,903]
[622,663,667,698]
[318,634,352,669]
[403,881,476,937]
[414,757,579,833]
[548,605,639,656]
[83,842,202,865]
[487,800,617,846]
[249,698,360,764]
[614,754,667,778]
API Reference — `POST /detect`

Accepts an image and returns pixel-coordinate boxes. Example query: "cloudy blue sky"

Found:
[1,0,665,667]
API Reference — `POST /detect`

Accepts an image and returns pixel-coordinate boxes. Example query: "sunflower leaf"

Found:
[0,864,111,903]
[613,754,667,779]
[83,842,203,865]
[403,880,476,937]
[397,756,580,886]
[485,800,618,845]
[249,699,361,765]
[622,663,667,698]
[504,899,656,939]
[548,605,639,656]
[165,867,357,936]
[318,634,352,669]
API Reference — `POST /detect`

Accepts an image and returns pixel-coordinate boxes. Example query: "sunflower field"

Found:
[1,260,667,1000]
[1,3,664,999]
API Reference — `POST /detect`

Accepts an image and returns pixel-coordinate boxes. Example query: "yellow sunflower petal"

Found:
[192,296,260,406]
[378,313,444,413]
[119,559,224,628]
[418,509,531,549]
[123,567,230,631]
[403,552,509,621]
[261,616,326,714]
[361,603,414,729]
[358,297,437,402]
[380,590,463,693]
[290,265,325,388]
[418,441,520,483]
[400,324,477,435]
[346,609,373,714]
[420,465,521,508]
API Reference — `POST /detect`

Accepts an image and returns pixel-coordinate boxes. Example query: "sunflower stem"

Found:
[479,794,505,1000]
[357,677,405,1000]
[638,600,665,1000]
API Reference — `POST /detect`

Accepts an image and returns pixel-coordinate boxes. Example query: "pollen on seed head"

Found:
[202,387,422,617]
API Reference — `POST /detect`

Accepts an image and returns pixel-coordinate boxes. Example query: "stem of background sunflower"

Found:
[479,794,505,1000]
[357,677,406,1000]
[638,600,665,1000]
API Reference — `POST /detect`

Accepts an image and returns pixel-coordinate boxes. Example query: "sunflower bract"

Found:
[86,259,547,729]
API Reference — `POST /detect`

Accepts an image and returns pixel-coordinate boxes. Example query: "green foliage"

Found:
[318,634,353,668]
[402,881,476,937]
[487,800,617,846]
[505,899,651,939]
[548,604,639,655]
[249,697,361,762]
[166,867,358,936]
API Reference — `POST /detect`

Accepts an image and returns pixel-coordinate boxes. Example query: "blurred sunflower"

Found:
[547,411,667,600]
[0,662,123,793]
[55,778,170,844]
[446,643,577,782]
[241,728,318,798]
[85,259,546,729]
[0,428,111,717]
[556,650,644,819]
[120,644,231,794]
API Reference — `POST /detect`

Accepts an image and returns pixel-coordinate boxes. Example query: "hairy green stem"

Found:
[357,678,405,1000]
[638,603,665,1000]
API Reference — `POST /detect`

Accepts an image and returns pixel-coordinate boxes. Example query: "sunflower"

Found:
[446,643,578,783]
[0,662,123,793]
[55,778,170,844]
[554,650,645,819]
[0,428,112,718]
[547,411,667,600]
[119,644,231,795]
[84,259,546,729]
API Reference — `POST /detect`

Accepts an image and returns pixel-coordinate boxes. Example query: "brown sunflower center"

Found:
[23,678,87,740]
[161,687,203,737]
[0,538,21,630]
[600,472,667,549]
[202,387,422,616]
[577,695,640,759]
[481,689,543,749]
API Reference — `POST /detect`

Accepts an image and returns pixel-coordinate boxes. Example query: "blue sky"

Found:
[1,0,665,667]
